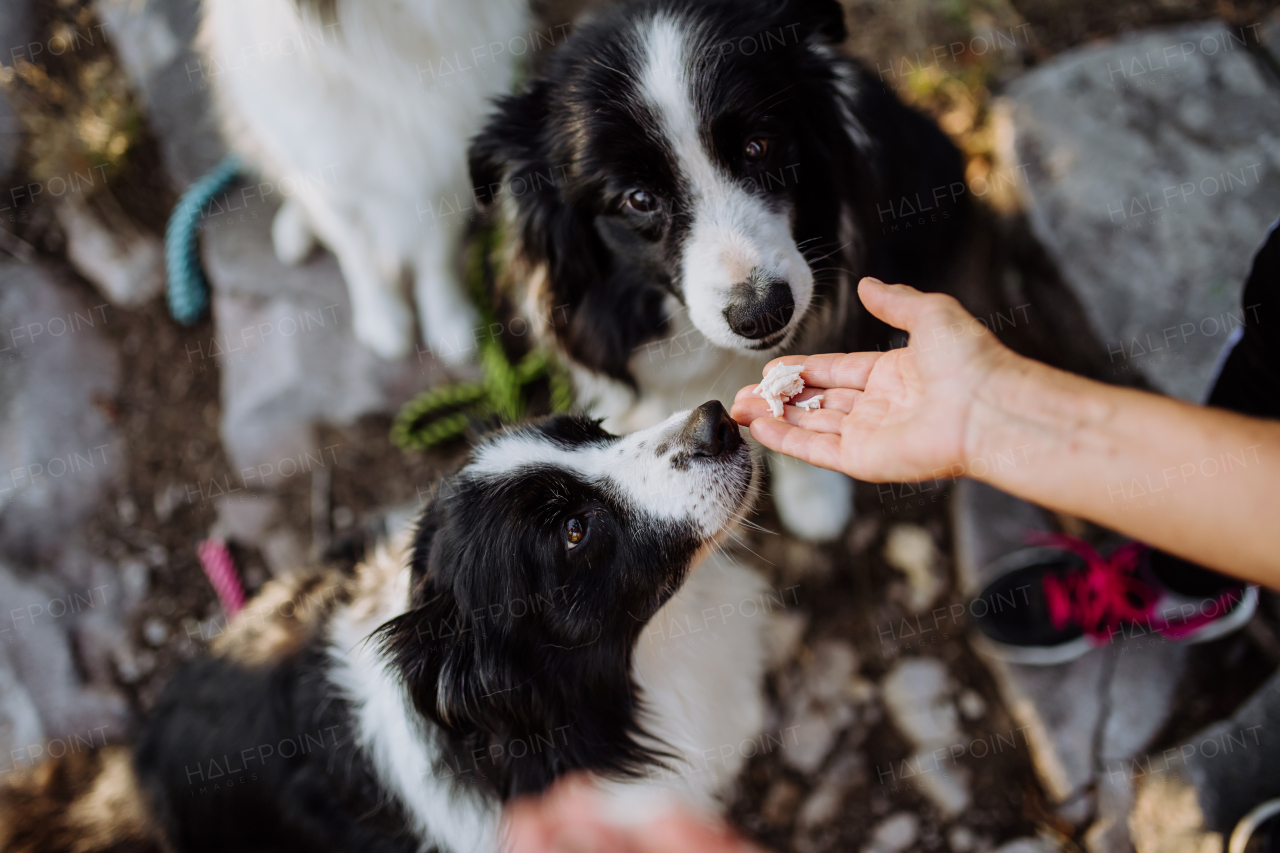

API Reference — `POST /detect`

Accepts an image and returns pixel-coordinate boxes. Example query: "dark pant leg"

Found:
[1150,219,1280,595]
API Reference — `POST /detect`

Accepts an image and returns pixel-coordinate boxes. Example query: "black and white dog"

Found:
[471,0,969,541]
[0,403,768,853]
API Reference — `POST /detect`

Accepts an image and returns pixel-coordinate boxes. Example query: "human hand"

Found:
[503,775,761,853]
[731,278,1018,483]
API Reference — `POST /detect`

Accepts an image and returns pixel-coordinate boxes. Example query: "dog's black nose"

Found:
[683,401,743,458]
[722,275,795,341]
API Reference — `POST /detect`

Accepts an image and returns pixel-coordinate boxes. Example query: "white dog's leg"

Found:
[413,219,480,366]
[770,453,854,542]
[293,188,413,361]
[271,197,317,266]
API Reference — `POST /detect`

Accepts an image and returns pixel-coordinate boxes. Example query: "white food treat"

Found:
[755,363,806,417]
[795,395,824,411]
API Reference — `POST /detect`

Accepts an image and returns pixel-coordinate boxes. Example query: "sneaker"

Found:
[967,545,1098,665]
[1230,798,1280,853]
[969,532,1256,665]
[1147,549,1259,643]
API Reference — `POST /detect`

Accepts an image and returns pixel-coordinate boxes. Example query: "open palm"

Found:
[731,279,1016,483]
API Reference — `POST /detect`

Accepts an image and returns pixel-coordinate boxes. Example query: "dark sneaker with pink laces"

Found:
[969,534,1256,665]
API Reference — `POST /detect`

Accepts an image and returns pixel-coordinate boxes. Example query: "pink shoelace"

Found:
[198,538,245,617]
[1029,532,1244,644]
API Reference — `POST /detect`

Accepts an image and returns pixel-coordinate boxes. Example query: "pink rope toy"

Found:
[197,538,246,617]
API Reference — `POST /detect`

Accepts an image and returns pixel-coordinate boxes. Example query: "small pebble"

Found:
[117,497,140,525]
[143,617,169,646]
[949,826,976,853]
[864,812,920,853]
[959,689,987,720]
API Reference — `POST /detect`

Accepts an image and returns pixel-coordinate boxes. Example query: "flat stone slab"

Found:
[0,262,121,564]
[0,262,136,763]
[202,197,441,476]
[95,0,227,188]
[998,21,1280,401]
[1181,667,1280,833]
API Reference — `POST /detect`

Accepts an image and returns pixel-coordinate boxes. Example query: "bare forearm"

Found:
[968,353,1280,584]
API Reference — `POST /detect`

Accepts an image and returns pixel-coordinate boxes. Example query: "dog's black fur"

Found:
[378,416,707,799]
[471,0,969,386]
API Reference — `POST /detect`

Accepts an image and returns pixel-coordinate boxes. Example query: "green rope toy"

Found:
[391,226,573,450]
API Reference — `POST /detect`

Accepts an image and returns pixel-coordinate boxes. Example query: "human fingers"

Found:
[746,418,845,472]
[731,398,847,435]
[730,387,859,422]
[642,812,764,853]
[504,777,623,853]
[757,352,882,391]
[857,278,971,335]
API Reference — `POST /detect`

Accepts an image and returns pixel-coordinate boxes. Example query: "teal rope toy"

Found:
[165,154,242,324]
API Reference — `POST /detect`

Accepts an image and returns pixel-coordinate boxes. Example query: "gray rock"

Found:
[1179,667,1280,833]
[951,480,1053,595]
[863,813,920,853]
[998,22,1280,401]
[0,644,43,768]
[948,826,977,853]
[914,760,972,819]
[202,204,439,476]
[779,639,862,774]
[795,752,866,831]
[0,562,129,759]
[57,199,165,307]
[95,0,227,188]
[880,657,972,818]
[0,262,121,564]
[881,656,961,750]
[1085,771,1135,853]
[1100,637,1187,764]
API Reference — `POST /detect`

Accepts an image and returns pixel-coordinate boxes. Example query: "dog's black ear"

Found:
[469,82,551,210]
[471,81,652,386]
[771,0,847,45]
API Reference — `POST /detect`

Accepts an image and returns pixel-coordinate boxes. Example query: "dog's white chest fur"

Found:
[325,542,768,853]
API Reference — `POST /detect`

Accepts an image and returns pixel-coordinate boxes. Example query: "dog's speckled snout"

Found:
[679,400,743,459]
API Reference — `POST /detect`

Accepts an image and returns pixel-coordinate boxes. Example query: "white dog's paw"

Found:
[352,297,414,361]
[271,199,317,266]
[771,458,854,542]
[418,294,481,367]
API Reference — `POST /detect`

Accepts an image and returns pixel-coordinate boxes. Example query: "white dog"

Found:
[200,0,533,362]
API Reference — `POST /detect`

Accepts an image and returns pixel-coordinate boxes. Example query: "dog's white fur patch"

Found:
[468,409,752,536]
[201,0,529,362]
[635,14,814,353]
[327,534,499,853]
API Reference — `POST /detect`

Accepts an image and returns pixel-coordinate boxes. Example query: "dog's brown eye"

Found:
[625,190,657,213]
[744,137,769,164]
[565,517,586,548]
